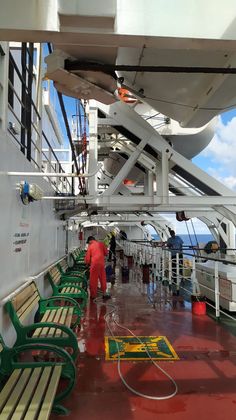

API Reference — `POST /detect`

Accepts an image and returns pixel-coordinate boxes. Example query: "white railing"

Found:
[121,240,236,324]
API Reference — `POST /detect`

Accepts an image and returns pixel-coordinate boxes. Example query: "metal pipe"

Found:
[5,165,102,178]
[0,255,66,306]
[65,60,236,75]
[42,196,93,200]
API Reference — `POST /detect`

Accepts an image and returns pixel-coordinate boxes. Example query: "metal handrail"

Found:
[0,254,66,306]
[122,240,236,324]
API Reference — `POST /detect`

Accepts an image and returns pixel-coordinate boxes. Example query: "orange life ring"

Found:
[123,179,135,185]
[118,88,137,104]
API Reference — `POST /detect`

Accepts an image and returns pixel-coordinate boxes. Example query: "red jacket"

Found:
[85,240,108,266]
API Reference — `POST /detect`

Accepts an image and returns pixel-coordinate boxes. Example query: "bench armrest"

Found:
[18,322,79,357]
[56,284,87,295]
[61,274,85,280]
[40,295,80,310]
[0,343,76,403]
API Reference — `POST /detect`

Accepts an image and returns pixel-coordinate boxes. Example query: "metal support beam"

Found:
[88,102,98,196]
[41,195,236,207]
[148,171,153,196]
[156,163,162,197]
[98,101,235,209]
[65,61,236,75]
[162,150,169,204]
[103,137,148,196]
[105,101,236,199]
[143,172,148,195]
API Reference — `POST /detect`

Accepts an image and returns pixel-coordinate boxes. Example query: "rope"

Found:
[94,296,178,400]
[184,220,196,257]
[190,219,200,249]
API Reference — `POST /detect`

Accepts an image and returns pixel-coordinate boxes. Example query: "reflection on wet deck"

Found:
[50,257,236,420]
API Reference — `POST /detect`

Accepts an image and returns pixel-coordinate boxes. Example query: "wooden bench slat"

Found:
[64,308,73,328]
[0,369,22,412]
[48,308,64,338]
[49,267,61,285]
[33,310,56,338]
[54,307,73,336]
[37,366,62,420]
[40,309,60,338]
[12,283,40,323]
[58,308,68,325]
[12,284,37,312]
[23,367,53,420]
[54,308,69,337]
[61,260,68,272]
[0,369,32,418]
[16,293,40,322]
[67,287,74,293]
[11,367,43,420]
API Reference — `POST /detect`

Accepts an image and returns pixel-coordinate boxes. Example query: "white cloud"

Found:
[207,168,236,190]
[202,116,236,187]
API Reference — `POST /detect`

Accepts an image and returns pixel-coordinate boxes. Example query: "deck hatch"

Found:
[105,336,179,361]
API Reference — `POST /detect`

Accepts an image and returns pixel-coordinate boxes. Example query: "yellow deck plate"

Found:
[105,336,179,361]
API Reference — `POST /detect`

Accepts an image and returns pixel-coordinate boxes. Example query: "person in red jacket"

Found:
[85,236,111,300]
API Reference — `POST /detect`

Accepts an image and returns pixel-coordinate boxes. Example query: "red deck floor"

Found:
[51,266,236,419]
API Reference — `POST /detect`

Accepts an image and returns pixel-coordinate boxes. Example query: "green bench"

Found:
[72,248,85,260]
[70,251,88,272]
[5,282,80,360]
[59,257,87,277]
[0,335,76,418]
[58,259,88,289]
[47,266,88,309]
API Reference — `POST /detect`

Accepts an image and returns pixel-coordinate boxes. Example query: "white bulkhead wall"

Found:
[0,0,235,41]
[58,0,117,18]
[0,0,59,32]
[0,42,77,326]
[0,129,78,345]
[116,0,236,39]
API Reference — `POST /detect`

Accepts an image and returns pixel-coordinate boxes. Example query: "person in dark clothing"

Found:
[119,230,127,240]
[108,233,116,263]
[167,230,184,282]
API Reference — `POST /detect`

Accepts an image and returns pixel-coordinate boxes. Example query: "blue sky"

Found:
[175,109,236,235]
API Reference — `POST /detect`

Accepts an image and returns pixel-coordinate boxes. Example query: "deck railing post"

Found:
[155,247,158,282]
[152,246,155,281]
[214,260,220,318]
[168,251,172,286]
[176,253,180,292]
[162,249,165,281]
[191,257,198,295]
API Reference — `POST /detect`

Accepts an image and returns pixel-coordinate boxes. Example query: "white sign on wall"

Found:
[12,221,30,254]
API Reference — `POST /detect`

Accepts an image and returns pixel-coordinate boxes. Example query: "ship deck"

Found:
[51,263,236,420]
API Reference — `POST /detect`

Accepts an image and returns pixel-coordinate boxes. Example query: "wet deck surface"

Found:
[51,262,236,420]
